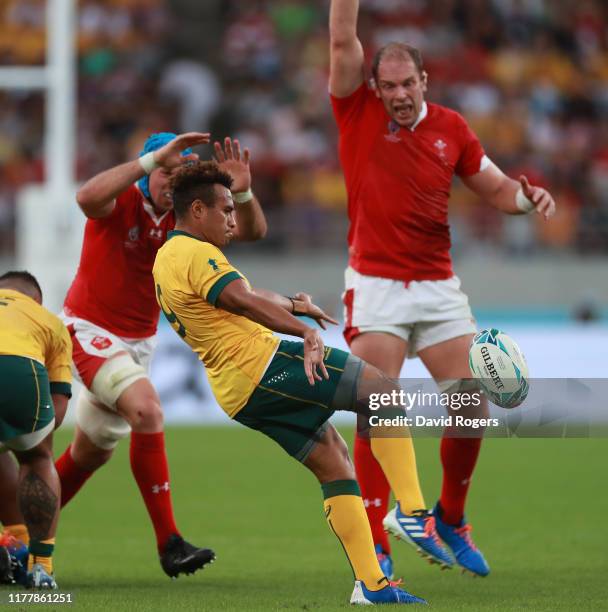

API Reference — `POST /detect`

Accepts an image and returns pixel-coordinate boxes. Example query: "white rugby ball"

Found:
[469,329,529,409]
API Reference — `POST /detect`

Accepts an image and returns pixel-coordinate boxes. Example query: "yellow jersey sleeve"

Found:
[187,242,243,306]
[45,319,73,397]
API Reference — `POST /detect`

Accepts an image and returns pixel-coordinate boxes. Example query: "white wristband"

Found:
[139,152,158,175]
[515,188,535,213]
[232,189,253,204]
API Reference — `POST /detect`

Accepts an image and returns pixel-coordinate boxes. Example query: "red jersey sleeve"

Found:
[330,83,369,133]
[455,115,486,178]
[103,183,141,221]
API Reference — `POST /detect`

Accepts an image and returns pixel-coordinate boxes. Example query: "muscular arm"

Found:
[217,280,311,337]
[233,195,267,241]
[217,280,329,384]
[76,160,145,219]
[329,0,365,97]
[77,131,209,219]
[462,162,556,219]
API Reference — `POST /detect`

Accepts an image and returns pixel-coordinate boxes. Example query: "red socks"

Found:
[354,433,391,554]
[55,445,94,508]
[439,436,482,525]
[354,432,483,540]
[130,431,179,552]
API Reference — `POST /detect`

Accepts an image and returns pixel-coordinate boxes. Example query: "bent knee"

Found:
[121,396,163,432]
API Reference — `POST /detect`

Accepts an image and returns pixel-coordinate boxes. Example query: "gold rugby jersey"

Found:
[0,289,72,393]
[153,230,279,416]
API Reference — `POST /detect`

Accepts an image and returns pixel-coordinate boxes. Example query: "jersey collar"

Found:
[167,229,202,241]
[409,101,428,132]
[135,183,172,226]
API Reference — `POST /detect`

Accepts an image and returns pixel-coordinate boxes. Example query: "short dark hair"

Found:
[170,161,234,219]
[372,42,424,80]
[0,270,42,299]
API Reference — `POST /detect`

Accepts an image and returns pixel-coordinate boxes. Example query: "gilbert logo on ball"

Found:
[469,329,529,409]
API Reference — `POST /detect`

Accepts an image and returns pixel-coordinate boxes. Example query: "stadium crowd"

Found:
[1,0,607,255]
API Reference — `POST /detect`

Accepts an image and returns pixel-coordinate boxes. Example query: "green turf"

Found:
[3,426,607,610]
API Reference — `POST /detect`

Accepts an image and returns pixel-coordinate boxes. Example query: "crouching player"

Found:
[152,161,437,605]
[0,271,73,589]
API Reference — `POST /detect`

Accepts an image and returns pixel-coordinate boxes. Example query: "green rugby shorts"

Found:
[234,340,362,461]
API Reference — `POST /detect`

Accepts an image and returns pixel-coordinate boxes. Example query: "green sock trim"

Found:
[321,479,361,500]
[29,542,54,557]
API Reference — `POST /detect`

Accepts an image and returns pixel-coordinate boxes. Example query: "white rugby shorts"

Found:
[60,311,156,397]
[342,267,476,356]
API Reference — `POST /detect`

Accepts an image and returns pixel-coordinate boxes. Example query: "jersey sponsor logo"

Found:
[384,119,401,142]
[208,258,219,271]
[91,335,112,350]
[149,228,163,240]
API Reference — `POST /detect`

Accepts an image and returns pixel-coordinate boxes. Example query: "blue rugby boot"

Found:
[0,534,28,585]
[350,579,427,605]
[383,503,453,569]
[374,544,394,581]
[433,503,490,577]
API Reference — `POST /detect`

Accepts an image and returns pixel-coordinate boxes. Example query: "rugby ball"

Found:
[469,329,529,409]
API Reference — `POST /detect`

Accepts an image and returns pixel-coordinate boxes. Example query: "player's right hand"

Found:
[303,328,329,386]
[293,292,339,330]
[154,132,210,168]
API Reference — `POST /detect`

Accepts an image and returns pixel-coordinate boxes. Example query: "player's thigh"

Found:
[417,332,475,381]
[418,332,488,419]
[350,332,408,378]
[303,424,355,483]
[0,356,55,451]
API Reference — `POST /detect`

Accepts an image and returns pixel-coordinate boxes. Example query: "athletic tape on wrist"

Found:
[232,189,253,204]
[515,188,535,213]
[139,151,158,175]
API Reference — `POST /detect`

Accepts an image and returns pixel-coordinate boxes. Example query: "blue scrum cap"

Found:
[137,132,193,199]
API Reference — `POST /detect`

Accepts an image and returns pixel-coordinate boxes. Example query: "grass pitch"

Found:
[5,426,607,610]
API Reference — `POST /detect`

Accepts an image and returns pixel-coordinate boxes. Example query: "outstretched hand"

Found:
[153,132,210,168]
[303,328,329,386]
[214,137,252,193]
[519,175,556,221]
[293,292,339,330]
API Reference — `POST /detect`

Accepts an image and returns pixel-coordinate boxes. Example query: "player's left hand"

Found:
[154,132,209,168]
[293,292,339,330]
[520,175,556,221]
[214,137,251,193]
[303,328,329,385]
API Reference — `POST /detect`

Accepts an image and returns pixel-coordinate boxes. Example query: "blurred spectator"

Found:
[1,0,607,256]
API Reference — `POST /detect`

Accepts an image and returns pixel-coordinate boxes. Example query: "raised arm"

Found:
[462,162,556,220]
[214,138,267,241]
[217,280,329,384]
[329,0,365,97]
[76,132,209,219]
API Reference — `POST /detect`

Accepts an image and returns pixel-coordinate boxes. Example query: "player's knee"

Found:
[122,395,163,432]
[305,427,355,482]
[13,442,53,466]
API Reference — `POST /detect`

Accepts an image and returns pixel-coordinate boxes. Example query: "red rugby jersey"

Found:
[331,84,486,281]
[64,185,175,338]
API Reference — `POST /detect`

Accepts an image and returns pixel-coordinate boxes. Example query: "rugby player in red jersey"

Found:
[55,131,267,577]
[329,0,556,577]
